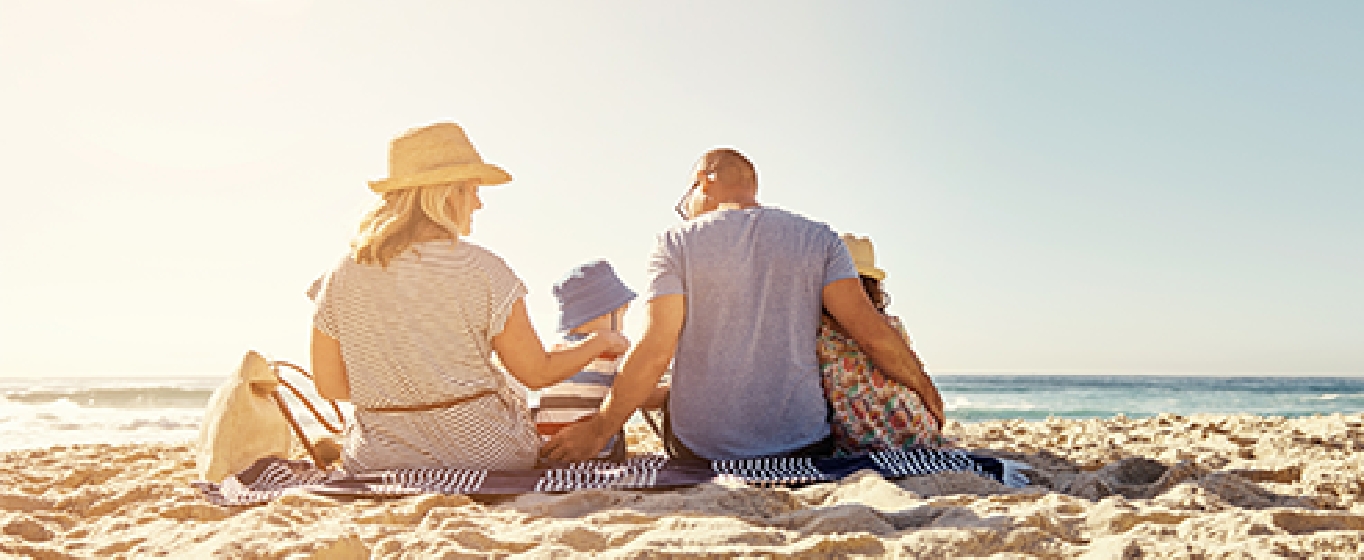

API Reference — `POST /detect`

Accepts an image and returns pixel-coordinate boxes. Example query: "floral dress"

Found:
[817,314,946,454]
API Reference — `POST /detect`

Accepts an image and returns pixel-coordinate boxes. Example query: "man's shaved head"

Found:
[700,148,757,190]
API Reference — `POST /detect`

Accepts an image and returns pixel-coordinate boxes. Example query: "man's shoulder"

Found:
[741,207,841,247]
[759,206,836,231]
[651,207,840,264]
[666,206,836,237]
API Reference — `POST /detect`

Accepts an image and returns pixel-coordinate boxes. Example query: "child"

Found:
[535,259,636,460]
[818,234,948,454]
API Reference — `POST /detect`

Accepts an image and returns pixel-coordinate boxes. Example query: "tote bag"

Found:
[195,351,297,482]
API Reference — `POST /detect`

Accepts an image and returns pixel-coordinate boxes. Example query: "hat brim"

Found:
[858,267,887,281]
[557,289,637,333]
[369,163,512,193]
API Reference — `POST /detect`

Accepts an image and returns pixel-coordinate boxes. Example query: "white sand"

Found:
[3,413,1363,558]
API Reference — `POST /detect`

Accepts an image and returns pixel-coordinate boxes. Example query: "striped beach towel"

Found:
[192,449,1030,506]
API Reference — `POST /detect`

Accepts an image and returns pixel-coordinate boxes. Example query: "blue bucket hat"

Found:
[553,260,637,332]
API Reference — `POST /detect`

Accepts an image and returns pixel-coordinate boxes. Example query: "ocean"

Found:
[2,374,1362,452]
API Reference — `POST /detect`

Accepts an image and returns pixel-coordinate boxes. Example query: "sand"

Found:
[2,413,1363,559]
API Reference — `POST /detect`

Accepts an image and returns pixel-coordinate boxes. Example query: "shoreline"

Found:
[2,413,1362,558]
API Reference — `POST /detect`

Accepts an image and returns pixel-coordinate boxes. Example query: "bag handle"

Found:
[267,360,347,468]
[270,361,346,434]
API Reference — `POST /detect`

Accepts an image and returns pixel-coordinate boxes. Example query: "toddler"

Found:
[535,260,636,460]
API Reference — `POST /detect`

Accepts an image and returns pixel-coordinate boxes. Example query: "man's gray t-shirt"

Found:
[646,206,858,459]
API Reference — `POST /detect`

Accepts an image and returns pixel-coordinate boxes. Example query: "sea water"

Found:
[0,374,342,452]
[939,375,1364,422]
[2,374,1362,452]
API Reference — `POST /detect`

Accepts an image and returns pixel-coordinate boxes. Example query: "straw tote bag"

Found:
[196,351,295,482]
[196,351,345,482]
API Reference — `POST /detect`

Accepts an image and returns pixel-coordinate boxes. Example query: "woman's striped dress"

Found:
[312,240,540,472]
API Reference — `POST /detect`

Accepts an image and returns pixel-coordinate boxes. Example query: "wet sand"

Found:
[2,413,1362,558]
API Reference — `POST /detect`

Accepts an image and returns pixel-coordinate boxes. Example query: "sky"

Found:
[0,1,1360,377]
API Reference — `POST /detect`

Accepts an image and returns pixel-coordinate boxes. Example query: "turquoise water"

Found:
[1,374,1362,450]
[939,375,1364,421]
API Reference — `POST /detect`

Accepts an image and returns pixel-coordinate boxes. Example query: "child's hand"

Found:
[592,329,630,359]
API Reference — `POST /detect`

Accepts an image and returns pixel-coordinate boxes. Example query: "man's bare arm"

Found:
[541,294,686,462]
[822,278,946,424]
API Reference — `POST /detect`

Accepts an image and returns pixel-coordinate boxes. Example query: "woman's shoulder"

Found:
[420,240,522,287]
[413,240,508,266]
[308,253,360,297]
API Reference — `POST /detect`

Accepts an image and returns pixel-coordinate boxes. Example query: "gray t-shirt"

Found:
[647,206,858,459]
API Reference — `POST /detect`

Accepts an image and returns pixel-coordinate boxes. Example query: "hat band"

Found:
[370,163,511,193]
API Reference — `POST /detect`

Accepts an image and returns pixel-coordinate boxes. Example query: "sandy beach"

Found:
[2,413,1362,559]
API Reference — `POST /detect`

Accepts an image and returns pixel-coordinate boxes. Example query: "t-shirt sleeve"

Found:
[645,232,685,300]
[482,250,528,339]
[305,274,324,301]
[311,269,341,339]
[490,282,527,339]
[823,230,859,286]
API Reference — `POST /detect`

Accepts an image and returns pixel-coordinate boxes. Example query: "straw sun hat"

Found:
[368,123,512,193]
[840,233,887,280]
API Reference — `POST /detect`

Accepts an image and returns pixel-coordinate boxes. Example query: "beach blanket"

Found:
[193,448,1029,506]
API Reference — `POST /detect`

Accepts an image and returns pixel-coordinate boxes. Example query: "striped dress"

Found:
[312,240,540,472]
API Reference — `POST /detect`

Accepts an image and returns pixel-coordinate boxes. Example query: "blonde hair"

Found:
[351,181,476,267]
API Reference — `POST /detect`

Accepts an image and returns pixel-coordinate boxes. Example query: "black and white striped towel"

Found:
[193,449,1029,506]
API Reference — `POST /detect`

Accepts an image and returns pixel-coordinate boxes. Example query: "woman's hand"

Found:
[590,329,630,359]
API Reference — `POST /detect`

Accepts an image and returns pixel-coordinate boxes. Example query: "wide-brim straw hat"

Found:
[841,233,887,280]
[368,122,512,193]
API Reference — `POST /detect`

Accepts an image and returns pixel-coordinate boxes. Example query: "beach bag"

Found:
[196,351,347,481]
[196,351,297,482]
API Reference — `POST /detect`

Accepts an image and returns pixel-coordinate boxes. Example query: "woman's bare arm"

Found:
[311,328,350,401]
[492,298,628,390]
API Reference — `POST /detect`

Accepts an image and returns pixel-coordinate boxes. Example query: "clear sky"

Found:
[1,1,1360,377]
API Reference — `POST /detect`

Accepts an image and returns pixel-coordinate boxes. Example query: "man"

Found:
[543,148,944,461]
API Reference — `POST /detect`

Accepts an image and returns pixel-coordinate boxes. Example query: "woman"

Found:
[310,122,627,472]
[817,234,948,454]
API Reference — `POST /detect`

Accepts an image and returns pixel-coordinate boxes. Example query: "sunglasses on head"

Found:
[674,170,717,220]
[674,182,696,220]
